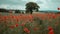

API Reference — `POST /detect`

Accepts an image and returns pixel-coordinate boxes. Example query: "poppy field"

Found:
[0,12,60,34]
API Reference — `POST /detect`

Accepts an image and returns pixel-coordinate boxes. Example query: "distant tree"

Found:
[25,2,40,14]
[0,8,8,12]
[15,10,21,13]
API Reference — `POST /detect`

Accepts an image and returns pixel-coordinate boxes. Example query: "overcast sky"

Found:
[0,0,60,10]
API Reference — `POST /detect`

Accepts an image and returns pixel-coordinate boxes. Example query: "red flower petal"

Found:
[48,30,54,34]
[58,8,60,10]
[20,24,25,26]
[9,25,15,29]
[15,24,19,27]
[48,26,53,31]
[24,27,30,33]
[52,15,56,19]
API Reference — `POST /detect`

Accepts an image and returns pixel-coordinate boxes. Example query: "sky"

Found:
[0,0,60,10]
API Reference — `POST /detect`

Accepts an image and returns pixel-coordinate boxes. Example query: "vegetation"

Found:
[0,13,60,34]
[25,2,40,14]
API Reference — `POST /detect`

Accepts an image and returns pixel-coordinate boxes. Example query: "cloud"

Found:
[0,0,60,10]
[22,0,37,2]
[0,4,25,10]
[0,4,9,9]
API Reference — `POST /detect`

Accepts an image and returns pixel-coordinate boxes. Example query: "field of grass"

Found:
[0,12,60,34]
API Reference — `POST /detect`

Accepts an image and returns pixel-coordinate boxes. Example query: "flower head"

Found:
[48,30,54,34]
[24,27,30,33]
[48,26,53,31]
[9,25,15,29]
[15,24,19,27]
[20,23,25,26]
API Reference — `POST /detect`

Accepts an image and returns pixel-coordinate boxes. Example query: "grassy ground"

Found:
[0,12,60,34]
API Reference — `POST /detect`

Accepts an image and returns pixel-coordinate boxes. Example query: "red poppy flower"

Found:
[20,23,25,26]
[11,16,14,19]
[47,14,51,19]
[28,15,33,19]
[9,25,15,29]
[15,24,19,27]
[48,26,54,34]
[52,15,56,19]
[16,19,19,22]
[48,30,54,34]
[15,16,19,22]
[29,19,33,22]
[3,16,8,20]
[24,27,30,33]
[58,8,60,10]
[48,26,53,31]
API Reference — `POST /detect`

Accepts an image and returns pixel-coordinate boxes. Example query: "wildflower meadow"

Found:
[0,12,60,34]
